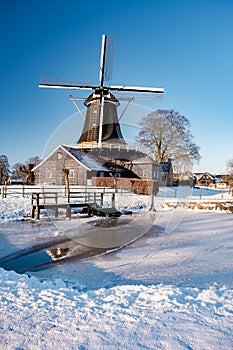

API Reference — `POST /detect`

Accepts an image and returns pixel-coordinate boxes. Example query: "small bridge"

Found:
[31,191,117,220]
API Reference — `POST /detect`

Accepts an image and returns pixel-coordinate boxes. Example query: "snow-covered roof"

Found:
[62,145,109,172]
[32,145,109,172]
[195,172,215,180]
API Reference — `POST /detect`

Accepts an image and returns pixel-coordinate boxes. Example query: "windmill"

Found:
[39,35,164,149]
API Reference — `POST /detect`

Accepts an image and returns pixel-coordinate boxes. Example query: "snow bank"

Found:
[0,198,31,222]
[0,267,233,349]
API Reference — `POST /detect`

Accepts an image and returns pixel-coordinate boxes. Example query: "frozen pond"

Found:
[0,213,156,275]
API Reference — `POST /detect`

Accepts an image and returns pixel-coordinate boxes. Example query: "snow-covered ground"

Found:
[0,188,233,349]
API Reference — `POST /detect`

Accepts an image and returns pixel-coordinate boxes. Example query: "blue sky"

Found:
[0,0,232,174]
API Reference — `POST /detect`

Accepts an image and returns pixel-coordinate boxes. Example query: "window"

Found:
[57,152,63,159]
[68,169,74,178]
[143,170,148,178]
[46,170,53,178]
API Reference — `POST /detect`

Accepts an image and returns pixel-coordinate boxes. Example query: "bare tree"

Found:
[227,159,233,173]
[0,155,10,184]
[62,168,70,196]
[12,156,41,184]
[137,109,201,169]
[26,156,41,167]
[11,162,24,179]
[19,164,35,185]
[13,156,42,185]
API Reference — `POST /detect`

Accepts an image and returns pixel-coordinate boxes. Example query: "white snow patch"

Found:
[0,267,233,349]
[0,197,31,222]
[0,188,233,349]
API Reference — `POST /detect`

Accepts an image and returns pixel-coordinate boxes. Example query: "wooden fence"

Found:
[0,185,115,199]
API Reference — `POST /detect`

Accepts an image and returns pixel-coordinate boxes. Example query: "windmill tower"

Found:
[77,88,125,147]
[39,35,164,150]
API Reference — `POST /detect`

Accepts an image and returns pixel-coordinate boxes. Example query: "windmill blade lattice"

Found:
[113,91,163,102]
[39,76,95,90]
[104,36,114,83]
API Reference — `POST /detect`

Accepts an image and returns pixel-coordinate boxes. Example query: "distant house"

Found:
[213,174,230,188]
[214,174,230,184]
[158,159,173,186]
[215,174,225,182]
[195,172,218,187]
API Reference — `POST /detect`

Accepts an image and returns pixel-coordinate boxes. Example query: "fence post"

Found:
[22,186,25,198]
[36,193,40,220]
[31,194,34,218]
[112,193,116,208]
[3,185,7,198]
[149,181,157,211]
[150,193,155,211]
[199,189,202,199]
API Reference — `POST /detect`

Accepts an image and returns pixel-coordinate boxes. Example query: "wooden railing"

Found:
[0,185,115,199]
[30,190,116,220]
